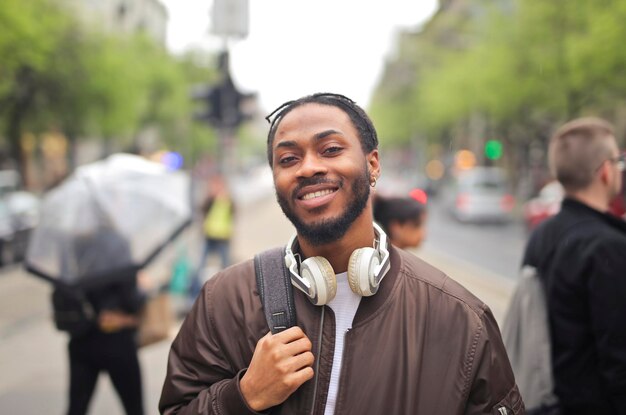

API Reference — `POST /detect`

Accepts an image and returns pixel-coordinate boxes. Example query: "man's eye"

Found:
[324,146,343,155]
[279,156,297,165]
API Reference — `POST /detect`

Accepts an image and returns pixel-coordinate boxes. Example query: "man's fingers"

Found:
[272,326,307,343]
[275,365,315,394]
[256,327,314,373]
[292,350,315,371]
[290,365,315,386]
[259,327,312,356]
[277,350,314,376]
[283,336,313,356]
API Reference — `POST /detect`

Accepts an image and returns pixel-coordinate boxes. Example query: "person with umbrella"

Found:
[25,153,192,415]
[57,228,146,415]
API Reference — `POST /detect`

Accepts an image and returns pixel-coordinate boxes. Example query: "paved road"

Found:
[424,197,528,280]
[0,180,515,414]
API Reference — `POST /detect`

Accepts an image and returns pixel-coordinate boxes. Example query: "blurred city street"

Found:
[3,0,626,412]
[0,171,517,414]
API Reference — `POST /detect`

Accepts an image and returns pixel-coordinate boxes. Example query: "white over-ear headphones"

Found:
[284,222,391,306]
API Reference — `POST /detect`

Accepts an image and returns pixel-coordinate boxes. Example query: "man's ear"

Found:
[598,161,611,185]
[367,149,380,179]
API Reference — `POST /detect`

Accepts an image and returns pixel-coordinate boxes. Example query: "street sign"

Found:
[211,0,249,39]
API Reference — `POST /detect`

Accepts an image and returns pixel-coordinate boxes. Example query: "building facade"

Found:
[64,0,168,46]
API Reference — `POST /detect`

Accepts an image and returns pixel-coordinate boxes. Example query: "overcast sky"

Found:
[160,0,437,112]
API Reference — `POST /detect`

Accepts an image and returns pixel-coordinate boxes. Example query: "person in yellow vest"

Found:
[188,175,235,303]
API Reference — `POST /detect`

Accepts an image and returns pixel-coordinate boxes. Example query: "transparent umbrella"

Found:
[25,153,192,289]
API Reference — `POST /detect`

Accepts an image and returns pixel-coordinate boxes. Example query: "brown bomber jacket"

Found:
[159,246,524,414]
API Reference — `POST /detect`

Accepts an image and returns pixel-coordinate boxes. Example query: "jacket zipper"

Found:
[310,306,325,415]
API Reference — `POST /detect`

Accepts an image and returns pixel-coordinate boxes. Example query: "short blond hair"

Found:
[548,117,615,192]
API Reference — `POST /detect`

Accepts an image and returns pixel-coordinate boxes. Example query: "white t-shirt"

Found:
[323,272,362,415]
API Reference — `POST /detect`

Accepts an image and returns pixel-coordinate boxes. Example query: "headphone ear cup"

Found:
[300,256,337,306]
[347,247,380,297]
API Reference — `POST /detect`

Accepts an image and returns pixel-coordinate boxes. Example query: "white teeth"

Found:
[302,189,334,200]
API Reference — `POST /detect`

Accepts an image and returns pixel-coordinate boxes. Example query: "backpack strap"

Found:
[254,247,297,334]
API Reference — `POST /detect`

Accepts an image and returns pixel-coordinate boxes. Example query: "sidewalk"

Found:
[0,193,514,414]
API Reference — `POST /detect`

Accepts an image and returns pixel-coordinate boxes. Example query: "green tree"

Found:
[372,0,626,189]
[1,0,222,179]
[0,0,72,180]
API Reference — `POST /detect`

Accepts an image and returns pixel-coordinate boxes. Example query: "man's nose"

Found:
[296,153,328,178]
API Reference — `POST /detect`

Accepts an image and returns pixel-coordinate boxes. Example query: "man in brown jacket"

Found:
[159,93,524,414]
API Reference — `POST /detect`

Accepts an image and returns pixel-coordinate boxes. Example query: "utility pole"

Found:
[191,52,256,175]
[191,0,256,176]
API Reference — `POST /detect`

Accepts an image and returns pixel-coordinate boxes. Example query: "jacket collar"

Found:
[352,245,402,326]
[562,197,626,233]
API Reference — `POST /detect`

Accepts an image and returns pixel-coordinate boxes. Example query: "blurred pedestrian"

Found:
[373,192,428,249]
[160,92,523,414]
[521,117,626,414]
[55,229,146,415]
[188,174,235,302]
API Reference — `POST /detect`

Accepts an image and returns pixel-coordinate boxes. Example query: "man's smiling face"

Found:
[271,103,378,246]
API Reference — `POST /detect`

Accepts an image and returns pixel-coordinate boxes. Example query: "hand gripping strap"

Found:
[254,247,297,334]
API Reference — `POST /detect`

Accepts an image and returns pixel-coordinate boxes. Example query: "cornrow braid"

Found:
[265,92,378,166]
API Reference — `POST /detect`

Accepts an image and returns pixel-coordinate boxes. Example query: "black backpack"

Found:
[51,286,97,337]
[254,247,297,334]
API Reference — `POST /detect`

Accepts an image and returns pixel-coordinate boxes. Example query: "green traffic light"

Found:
[485,140,503,160]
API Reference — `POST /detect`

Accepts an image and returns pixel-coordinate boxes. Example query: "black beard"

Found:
[276,167,370,246]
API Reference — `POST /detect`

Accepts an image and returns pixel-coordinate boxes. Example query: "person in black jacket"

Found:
[522,117,626,414]
[64,230,146,415]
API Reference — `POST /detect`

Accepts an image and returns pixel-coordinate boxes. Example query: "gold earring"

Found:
[370,177,377,187]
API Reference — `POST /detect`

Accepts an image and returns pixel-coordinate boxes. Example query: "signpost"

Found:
[192,1,255,175]
[211,0,249,39]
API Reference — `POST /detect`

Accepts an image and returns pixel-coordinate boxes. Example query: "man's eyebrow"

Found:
[275,140,297,150]
[274,130,344,151]
[314,129,343,140]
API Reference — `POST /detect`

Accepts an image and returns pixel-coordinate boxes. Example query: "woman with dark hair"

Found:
[373,194,428,249]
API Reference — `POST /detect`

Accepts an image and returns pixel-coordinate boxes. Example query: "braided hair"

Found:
[265,93,378,167]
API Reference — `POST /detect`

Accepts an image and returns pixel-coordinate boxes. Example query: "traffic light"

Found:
[484,139,503,160]
[191,51,256,130]
[191,85,216,123]
[192,77,256,130]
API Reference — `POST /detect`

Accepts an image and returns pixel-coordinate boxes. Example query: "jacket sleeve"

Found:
[588,237,626,413]
[158,279,264,415]
[464,305,525,415]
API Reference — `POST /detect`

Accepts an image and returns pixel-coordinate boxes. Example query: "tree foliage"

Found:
[0,0,218,183]
[371,0,626,174]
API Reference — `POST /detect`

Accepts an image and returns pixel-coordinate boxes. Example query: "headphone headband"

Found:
[284,223,391,300]
[284,234,310,294]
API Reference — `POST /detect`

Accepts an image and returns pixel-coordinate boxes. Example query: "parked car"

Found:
[522,181,564,231]
[2,190,41,264]
[523,180,626,231]
[444,166,515,223]
[0,170,41,265]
